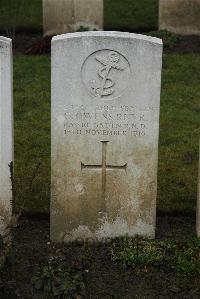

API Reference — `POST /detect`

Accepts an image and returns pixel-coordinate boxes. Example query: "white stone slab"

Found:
[197,140,200,238]
[51,31,163,242]
[159,0,200,35]
[43,0,103,36]
[0,37,13,238]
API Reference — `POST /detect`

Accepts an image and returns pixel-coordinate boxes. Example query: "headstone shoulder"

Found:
[52,31,163,46]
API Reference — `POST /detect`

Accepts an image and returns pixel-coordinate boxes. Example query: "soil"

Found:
[0,214,200,299]
[3,33,200,55]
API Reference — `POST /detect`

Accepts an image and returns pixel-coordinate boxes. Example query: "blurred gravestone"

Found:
[159,0,200,35]
[43,0,103,36]
[0,37,13,239]
[51,31,163,242]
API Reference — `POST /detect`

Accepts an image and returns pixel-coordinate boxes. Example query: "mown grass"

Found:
[0,0,43,33]
[13,53,200,214]
[158,54,200,213]
[14,55,50,212]
[105,0,158,31]
[0,0,158,34]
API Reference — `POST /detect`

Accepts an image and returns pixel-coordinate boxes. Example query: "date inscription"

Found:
[63,104,154,137]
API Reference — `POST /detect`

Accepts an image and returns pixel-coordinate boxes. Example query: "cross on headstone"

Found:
[81,141,127,212]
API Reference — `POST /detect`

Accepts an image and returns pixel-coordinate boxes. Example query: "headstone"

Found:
[197,140,200,238]
[51,31,163,242]
[0,37,13,239]
[159,0,200,35]
[43,0,103,36]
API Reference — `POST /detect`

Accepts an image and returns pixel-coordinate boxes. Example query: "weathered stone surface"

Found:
[197,140,200,238]
[159,0,200,35]
[43,0,103,36]
[0,37,13,238]
[51,31,163,242]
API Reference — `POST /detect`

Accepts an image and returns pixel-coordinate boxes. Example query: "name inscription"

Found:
[63,104,156,137]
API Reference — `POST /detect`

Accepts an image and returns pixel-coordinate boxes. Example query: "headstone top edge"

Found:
[52,31,163,46]
[0,36,12,44]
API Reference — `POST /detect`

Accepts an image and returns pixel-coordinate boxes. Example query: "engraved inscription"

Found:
[81,50,131,100]
[81,141,127,212]
[64,104,151,137]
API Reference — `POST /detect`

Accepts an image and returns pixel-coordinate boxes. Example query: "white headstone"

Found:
[43,0,103,36]
[197,140,200,238]
[159,0,200,35]
[51,31,163,242]
[0,37,13,238]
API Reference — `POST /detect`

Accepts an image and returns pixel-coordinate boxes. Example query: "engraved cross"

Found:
[81,141,127,212]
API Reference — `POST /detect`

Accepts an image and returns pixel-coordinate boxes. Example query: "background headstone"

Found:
[43,0,103,36]
[0,37,13,238]
[197,140,200,238]
[51,31,163,242]
[159,0,200,35]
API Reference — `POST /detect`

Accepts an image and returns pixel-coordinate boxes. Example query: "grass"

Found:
[105,0,158,31]
[0,0,158,34]
[13,53,200,214]
[158,54,200,213]
[0,0,43,34]
[14,55,50,213]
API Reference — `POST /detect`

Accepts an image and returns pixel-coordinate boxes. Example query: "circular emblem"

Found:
[81,49,131,100]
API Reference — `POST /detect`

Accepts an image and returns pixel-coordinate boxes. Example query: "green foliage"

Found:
[147,30,181,50]
[76,26,90,32]
[31,258,85,298]
[167,239,200,275]
[76,26,97,32]
[111,237,200,276]
[111,237,164,267]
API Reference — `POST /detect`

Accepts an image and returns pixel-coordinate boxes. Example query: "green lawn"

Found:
[0,0,158,34]
[159,54,200,213]
[14,55,50,212]
[13,53,200,214]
